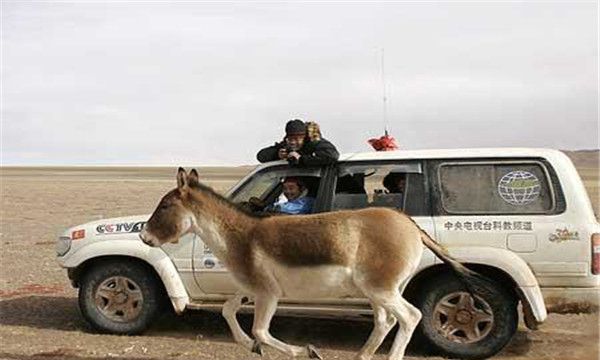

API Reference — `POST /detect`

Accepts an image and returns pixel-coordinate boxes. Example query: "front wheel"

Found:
[78,260,163,334]
[413,272,518,359]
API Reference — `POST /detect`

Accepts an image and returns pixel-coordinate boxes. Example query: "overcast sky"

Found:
[1,1,598,166]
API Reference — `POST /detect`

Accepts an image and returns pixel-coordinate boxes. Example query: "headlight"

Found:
[56,236,72,256]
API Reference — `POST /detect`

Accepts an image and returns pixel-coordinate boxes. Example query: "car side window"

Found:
[438,161,556,214]
[231,173,280,203]
[333,162,428,216]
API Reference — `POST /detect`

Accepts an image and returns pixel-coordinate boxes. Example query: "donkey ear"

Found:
[188,169,199,185]
[177,167,188,190]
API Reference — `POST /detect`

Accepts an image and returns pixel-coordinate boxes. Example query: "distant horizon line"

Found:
[1,148,598,168]
[0,163,257,168]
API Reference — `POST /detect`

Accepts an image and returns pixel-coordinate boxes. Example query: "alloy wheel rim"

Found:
[432,291,494,344]
[94,276,144,322]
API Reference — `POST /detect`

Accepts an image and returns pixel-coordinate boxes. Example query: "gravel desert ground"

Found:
[1,151,598,360]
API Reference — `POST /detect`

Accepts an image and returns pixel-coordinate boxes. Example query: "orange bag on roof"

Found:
[368,130,399,151]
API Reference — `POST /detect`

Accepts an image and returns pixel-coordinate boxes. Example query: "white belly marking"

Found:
[271,263,362,299]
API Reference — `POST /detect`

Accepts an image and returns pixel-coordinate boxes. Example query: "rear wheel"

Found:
[78,260,163,334]
[413,272,518,359]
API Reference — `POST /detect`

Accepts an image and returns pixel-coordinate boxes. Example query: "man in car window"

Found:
[383,173,407,194]
[267,177,314,215]
[257,119,339,166]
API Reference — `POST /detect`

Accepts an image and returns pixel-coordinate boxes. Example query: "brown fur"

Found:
[254,214,354,267]
[145,174,425,291]
[353,209,421,289]
[144,189,187,242]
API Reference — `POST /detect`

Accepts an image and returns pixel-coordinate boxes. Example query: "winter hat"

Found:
[285,119,306,135]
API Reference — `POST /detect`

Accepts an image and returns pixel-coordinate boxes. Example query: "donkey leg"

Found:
[379,293,422,360]
[222,293,254,351]
[355,303,397,360]
[252,293,320,358]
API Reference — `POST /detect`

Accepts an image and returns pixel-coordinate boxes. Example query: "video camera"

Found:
[284,145,300,165]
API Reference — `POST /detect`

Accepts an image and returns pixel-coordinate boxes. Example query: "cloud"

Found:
[1,1,597,165]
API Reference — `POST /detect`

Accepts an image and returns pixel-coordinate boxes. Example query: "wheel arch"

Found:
[403,261,544,329]
[66,247,189,314]
[403,263,518,301]
[71,255,161,288]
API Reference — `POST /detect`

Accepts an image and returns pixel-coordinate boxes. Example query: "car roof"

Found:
[230,147,570,197]
[252,148,568,173]
[337,147,564,162]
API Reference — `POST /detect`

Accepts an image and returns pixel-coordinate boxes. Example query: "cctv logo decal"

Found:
[96,221,146,234]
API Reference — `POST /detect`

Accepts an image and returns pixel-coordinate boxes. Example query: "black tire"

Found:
[413,272,518,359]
[78,260,163,335]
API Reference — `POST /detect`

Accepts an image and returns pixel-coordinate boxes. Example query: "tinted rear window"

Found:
[438,162,555,214]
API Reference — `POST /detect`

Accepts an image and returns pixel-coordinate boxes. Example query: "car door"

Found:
[192,164,326,296]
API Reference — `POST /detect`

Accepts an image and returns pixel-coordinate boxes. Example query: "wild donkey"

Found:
[140,168,480,360]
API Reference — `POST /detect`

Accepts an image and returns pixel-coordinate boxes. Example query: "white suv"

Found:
[56,148,600,359]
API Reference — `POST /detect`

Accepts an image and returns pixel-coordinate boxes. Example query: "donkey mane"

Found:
[188,181,271,219]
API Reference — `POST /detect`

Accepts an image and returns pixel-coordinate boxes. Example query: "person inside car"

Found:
[268,177,315,214]
[248,177,314,215]
[256,119,339,166]
[372,172,407,208]
[383,172,407,195]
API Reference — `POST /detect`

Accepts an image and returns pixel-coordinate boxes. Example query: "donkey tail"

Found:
[419,230,492,296]
[420,231,476,277]
[397,210,491,295]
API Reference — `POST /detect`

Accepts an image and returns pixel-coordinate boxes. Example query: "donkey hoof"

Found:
[251,340,264,356]
[307,344,323,360]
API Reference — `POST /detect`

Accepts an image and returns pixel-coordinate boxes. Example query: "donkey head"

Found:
[140,167,199,247]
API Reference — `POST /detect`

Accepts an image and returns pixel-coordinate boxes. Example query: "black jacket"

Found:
[256,138,339,166]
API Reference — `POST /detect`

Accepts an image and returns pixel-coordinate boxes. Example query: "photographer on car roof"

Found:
[257,119,339,166]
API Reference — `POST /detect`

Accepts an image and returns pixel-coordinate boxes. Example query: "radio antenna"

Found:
[367,48,400,151]
[380,48,388,135]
